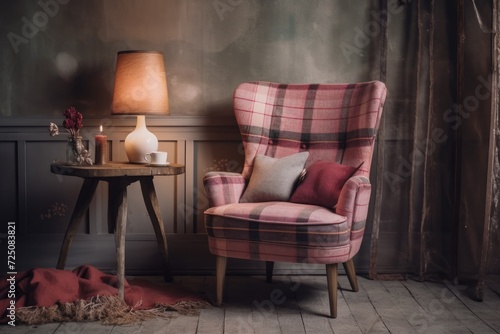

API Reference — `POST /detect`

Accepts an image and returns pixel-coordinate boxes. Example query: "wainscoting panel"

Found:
[0,116,411,276]
[26,141,86,235]
[193,140,244,234]
[0,141,17,226]
[0,116,251,274]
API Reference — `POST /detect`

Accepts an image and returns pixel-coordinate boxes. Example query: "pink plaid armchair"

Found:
[203,81,386,317]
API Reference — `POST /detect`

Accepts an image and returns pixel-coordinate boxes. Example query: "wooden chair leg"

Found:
[216,256,227,305]
[342,259,359,292]
[326,263,338,318]
[266,261,274,283]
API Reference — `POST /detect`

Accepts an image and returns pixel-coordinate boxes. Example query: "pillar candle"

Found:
[95,125,108,165]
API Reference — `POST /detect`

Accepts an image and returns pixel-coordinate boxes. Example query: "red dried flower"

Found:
[62,106,83,136]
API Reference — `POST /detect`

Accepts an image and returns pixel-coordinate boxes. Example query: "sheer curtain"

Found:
[368,0,498,300]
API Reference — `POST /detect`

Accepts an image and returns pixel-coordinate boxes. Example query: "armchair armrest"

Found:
[336,176,372,257]
[336,175,372,231]
[203,172,246,207]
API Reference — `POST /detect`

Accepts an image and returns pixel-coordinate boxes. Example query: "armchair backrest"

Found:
[234,81,387,180]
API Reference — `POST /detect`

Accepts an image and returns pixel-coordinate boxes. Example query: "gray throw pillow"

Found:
[239,152,309,203]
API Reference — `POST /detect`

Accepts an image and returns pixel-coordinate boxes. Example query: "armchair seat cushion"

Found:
[205,202,352,262]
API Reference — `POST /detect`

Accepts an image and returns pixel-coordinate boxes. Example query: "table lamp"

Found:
[111,50,169,163]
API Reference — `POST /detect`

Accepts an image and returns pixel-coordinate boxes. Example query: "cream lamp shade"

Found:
[111,50,169,163]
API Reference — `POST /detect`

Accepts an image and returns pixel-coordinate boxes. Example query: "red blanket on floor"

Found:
[0,265,204,324]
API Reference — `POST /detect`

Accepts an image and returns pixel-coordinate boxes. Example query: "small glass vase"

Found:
[66,136,85,165]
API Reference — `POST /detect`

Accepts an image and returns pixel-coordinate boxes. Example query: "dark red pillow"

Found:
[290,161,363,208]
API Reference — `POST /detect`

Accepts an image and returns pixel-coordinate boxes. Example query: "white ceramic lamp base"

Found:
[125,115,159,163]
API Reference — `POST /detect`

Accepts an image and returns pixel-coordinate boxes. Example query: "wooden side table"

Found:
[51,161,185,299]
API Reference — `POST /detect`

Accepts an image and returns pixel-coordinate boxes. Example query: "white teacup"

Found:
[145,151,168,165]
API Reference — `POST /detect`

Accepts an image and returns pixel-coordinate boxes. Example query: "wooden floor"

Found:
[2,274,500,334]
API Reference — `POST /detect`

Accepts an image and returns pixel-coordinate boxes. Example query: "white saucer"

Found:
[149,162,170,166]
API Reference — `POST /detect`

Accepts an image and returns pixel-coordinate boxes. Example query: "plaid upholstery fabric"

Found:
[204,81,386,264]
[203,172,246,207]
[205,176,372,263]
[336,176,372,258]
[233,81,386,179]
[207,238,352,264]
[205,202,351,263]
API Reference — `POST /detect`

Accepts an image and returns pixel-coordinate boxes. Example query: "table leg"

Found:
[140,177,172,282]
[108,181,121,233]
[57,179,99,270]
[110,181,128,300]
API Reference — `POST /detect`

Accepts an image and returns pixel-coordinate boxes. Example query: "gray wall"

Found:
[0,0,376,118]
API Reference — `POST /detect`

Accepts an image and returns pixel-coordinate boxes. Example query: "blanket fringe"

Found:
[16,295,209,326]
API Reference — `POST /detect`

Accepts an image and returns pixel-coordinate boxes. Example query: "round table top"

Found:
[51,161,185,178]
